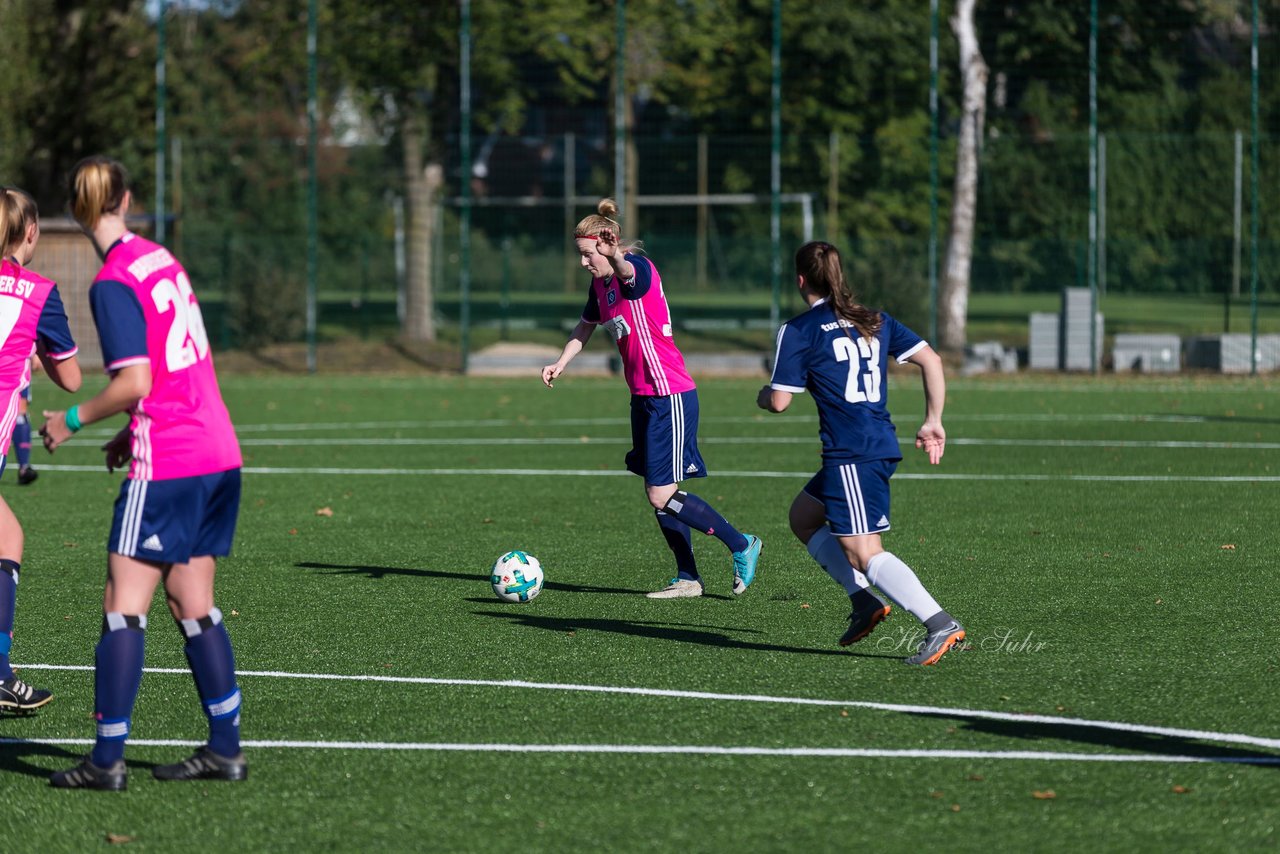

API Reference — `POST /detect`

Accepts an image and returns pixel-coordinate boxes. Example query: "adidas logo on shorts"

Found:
[141,534,164,551]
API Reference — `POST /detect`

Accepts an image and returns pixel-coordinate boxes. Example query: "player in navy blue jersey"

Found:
[757,241,963,666]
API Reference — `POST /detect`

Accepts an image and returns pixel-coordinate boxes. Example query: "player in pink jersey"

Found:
[542,198,761,598]
[44,157,246,790]
[0,187,82,713]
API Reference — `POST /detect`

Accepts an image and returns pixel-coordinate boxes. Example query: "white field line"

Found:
[50,434,1280,450]
[221,413,1238,431]
[26,464,1280,482]
[56,412,1246,438]
[1,737,1275,764]
[17,664,1280,754]
[205,436,1280,451]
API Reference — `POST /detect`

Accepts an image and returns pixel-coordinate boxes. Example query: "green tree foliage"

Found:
[977,0,1277,294]
[4,0,1275,351]
[0,0,152,210]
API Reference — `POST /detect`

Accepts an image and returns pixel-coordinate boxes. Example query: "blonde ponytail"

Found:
[573,198,643,254]
[0,186,38,257]
[70,156,128,231]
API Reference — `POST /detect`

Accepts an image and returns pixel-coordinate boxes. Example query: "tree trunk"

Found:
[939,0,988,354]
[402,113,443,343]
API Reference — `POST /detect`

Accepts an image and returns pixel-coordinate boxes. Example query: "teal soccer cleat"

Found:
[731,535,762,596]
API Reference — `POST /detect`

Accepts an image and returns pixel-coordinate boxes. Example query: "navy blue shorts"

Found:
[109,469,241,564]
[803,460,897,537]
[625,390,707,487]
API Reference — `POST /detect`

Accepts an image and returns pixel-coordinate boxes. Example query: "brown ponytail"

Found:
[70,155,129,231]
[0,186,38,258]
[794,241,881,339]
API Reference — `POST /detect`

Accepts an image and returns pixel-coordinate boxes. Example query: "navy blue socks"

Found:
[662,491,749,553]
[0,560,17,679]
[91,613,146,768]
[656,510,699,581]
[180,608,242,758]
[13,415,30,470]
[88,607,242,767]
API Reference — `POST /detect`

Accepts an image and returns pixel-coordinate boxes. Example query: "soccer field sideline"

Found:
[8,664,1280,762]
[25,463,1280,483]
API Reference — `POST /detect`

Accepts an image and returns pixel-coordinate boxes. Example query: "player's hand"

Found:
[596,227,619,258]
[915,422,946,465]
[39,410,72,453]
[101,428,132,473]
[541,363,563,388]
[756,385,773,410]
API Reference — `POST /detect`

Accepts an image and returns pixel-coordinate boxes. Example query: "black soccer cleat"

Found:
[16,466,37,486]
[0,676,53,713]
[838,602,891,647]
[153,746,248,782]
[50,756,128,791]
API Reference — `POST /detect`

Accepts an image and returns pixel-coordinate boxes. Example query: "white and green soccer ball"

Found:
[490,550,544,603]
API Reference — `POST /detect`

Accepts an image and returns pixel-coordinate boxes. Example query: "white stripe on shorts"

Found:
[118,478,148,556]
[671,393,685,483]
[839,464,868,535]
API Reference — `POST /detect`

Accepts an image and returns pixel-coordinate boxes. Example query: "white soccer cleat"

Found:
[646,578,704,599]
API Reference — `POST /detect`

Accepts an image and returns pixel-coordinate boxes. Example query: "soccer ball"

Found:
[490,550,545,603]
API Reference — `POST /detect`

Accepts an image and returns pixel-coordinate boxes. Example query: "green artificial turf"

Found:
[0,372,1277,851]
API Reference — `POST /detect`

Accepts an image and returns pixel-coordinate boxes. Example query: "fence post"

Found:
[460,0,473,372]
[1249,0,1259,376]
[564,132,576,292]
[928,0,939,346]
[697,133,708,290]
[1087,0,1098,373]
[305,0,318,372]
[769,0,782,332]
[155,0,167,246]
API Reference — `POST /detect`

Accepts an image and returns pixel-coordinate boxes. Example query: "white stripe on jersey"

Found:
[839,464,869,535]
[630,295,671,396]
[769,324,808,393]
[133,404,152,480]
[118,478,147,555]
[0,386,21,459]
[896,339,928,363]
[769,324,789,385]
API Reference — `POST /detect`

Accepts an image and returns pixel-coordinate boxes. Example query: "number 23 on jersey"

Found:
[833,336,882,403]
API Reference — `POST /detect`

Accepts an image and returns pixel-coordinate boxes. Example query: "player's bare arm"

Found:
[906,345,946,465]
[542,320,595,387]
[35,342,82,393]
[41,362,152,452]
[596,228,635,281]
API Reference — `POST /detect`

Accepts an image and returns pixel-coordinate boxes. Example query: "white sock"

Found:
[806,527,871,595]
[864,551,943,622]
